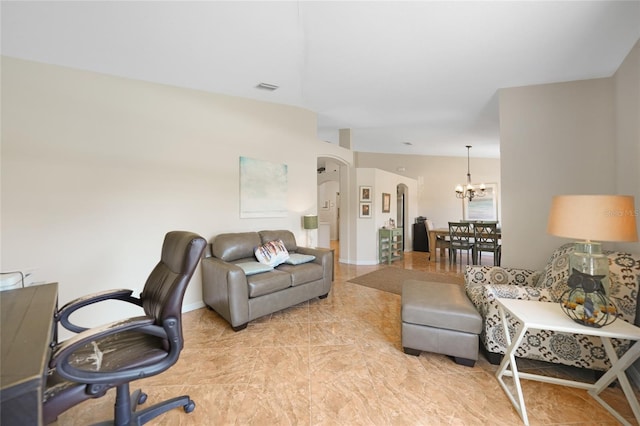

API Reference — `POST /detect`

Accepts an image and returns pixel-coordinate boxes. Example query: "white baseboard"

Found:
[183,300,205,312]
[338,257,380,265]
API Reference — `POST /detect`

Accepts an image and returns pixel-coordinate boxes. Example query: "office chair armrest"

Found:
[57,288,142,333]
[50,315,182,384]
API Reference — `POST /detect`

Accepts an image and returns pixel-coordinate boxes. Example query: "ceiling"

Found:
[2,1,639,159]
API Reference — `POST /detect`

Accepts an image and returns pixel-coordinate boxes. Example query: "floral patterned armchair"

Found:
[464,243,640,371]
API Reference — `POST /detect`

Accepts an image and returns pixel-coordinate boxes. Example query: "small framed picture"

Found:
[382,193,391,213]
[359,202,372,218]
[360,186,372,201]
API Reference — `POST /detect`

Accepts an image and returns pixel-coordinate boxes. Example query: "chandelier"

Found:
[455,145,486,201]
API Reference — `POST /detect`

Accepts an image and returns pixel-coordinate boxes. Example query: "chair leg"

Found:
[109,383,195,426]
[134,394,195,425]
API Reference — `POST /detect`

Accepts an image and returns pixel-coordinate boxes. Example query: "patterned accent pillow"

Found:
[534,243,574,301]
[254,239,290,267]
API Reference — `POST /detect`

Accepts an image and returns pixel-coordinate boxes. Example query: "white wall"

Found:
[317,180,339,240]
[355,152,501,229]
[354,168,418,265]
[1,57,353,331]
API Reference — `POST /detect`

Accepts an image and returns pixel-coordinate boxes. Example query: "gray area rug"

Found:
[347,267,465,295]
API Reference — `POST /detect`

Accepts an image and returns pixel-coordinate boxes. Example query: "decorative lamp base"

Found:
[560,287,617,328]
[570,241,610,294]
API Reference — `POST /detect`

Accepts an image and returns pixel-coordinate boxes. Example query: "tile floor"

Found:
[56,246,639,425]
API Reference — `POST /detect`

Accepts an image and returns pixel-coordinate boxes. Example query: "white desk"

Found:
[496,298,640,426]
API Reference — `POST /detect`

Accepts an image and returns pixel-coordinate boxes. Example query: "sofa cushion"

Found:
[276,262,324,286]
[247,270,292,298]
[259,230,298,252]
[255,239,290,267]
[284,253,316,265]
[212,232,261,262]
[236,261,274,276]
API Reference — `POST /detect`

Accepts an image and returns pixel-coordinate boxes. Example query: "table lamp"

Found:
[303,214,318,247]
[547,195,638,327]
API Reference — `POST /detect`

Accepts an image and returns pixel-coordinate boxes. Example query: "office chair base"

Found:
[94,383,195,426]
[132,391,196,425]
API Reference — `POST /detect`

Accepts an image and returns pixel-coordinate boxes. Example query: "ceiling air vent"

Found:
[256,82,279,91]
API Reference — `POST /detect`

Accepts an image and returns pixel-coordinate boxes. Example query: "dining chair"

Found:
[448,222,474,265]
[473,222,501,266]
[426,219,450,261]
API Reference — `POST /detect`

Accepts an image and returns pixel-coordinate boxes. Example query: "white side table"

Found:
[496,298,640,426]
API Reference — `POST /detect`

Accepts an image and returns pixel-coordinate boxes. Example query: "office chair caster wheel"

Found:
[184,400,196,413]
[137,392,147,405]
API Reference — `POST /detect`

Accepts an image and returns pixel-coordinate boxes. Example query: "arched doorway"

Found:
[397,183,409,251]
[317,156,350,262]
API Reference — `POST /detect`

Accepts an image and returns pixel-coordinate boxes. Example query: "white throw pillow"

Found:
[255,239,290,267]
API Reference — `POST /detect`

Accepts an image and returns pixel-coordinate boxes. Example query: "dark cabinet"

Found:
[413,222,429,252]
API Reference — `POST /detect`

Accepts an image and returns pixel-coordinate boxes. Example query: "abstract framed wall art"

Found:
[239,156,288,218]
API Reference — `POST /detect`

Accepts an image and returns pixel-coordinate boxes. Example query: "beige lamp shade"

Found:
[303,215,318,230]
[547,195,638,242]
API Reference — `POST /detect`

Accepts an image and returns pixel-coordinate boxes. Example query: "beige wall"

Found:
[354,152,501,229]
[500,77,617,269]
[1,57,353,332]
[614,40,640,254]
[500,45,640,270]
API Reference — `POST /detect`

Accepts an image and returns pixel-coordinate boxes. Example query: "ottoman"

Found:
[401,280,482,367]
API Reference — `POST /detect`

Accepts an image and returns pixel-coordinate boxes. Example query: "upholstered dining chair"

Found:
[43,231,206,425]
[448,222,474,265]
[472,222,501,266]
[426,219,450,261]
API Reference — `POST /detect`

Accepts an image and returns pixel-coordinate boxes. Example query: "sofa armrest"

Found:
[201,257,250,328]
[467,283,555,316]
[465,265,542,288]
[296,247,334,285]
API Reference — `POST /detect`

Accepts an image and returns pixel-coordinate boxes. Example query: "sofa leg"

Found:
[403,347,421,356]
[453,357,476,367]
[484,351,503,365]
[232,323,248,332]
[319,293,329,299]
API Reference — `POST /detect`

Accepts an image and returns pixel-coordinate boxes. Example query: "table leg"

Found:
[589,339,640,426]
[496,305,530,425]
[428,230,436,261]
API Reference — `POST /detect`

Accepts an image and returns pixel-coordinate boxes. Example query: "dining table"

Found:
[428,226,502,262]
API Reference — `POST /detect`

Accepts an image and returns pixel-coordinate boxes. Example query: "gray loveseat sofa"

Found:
[202,230,333,330]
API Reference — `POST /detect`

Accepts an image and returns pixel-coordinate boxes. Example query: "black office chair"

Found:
[43,231,206,425]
